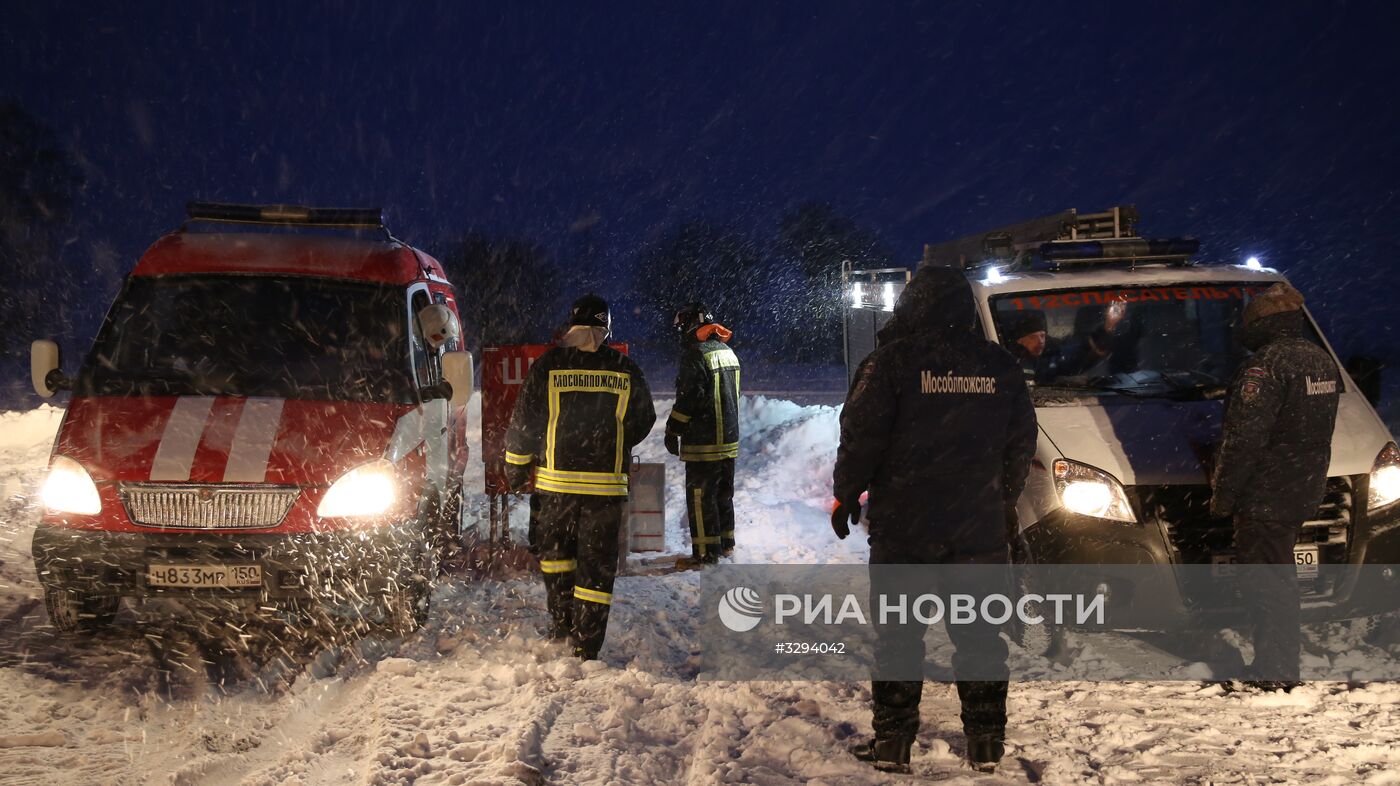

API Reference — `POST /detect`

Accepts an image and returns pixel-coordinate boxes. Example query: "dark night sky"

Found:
[4,1,1399,362]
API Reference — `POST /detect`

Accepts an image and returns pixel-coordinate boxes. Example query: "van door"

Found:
[408,285,451,497]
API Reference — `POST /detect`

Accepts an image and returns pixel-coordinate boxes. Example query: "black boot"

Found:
[851,736,913,774]
[966,735,1004,772]
[1244,679,1301,693]
[546,618,570,642]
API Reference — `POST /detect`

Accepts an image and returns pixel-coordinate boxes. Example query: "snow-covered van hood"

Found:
[1037,391,1388,487]
[54,395,422,486]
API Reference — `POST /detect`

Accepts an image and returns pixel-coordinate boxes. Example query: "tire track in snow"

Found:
[168,677,358,786]
[539,672,707,785]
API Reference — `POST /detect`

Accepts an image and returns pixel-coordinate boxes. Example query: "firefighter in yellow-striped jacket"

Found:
[504,295,656,659]
[665,303,741,565]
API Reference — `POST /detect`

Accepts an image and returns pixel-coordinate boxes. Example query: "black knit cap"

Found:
[1007,310,1048,341]
[569,294,611,329]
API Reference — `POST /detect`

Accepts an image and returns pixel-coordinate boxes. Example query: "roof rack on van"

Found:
[184,202,390,236]
[921,206,1198,271]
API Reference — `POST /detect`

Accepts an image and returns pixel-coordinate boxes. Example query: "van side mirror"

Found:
[31,340,71,398]
[417,304,461,351]
[441,351,474,409]
[1346,355,1384,407]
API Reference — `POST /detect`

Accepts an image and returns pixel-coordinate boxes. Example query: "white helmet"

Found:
[418,304,461,349]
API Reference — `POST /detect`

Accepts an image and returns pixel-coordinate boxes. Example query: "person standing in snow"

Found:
[664,303,742,566]
[504,294,657,660]
[1211,282,1339,691]
[832,266,1037,773]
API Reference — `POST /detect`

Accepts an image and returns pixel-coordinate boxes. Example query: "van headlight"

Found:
[1053,459,1136,522]
[1368,443,1400,512]
[318,460,398,517]
[41,456,102,515]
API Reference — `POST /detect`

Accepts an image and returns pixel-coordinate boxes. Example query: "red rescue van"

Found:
[29,203,473,634]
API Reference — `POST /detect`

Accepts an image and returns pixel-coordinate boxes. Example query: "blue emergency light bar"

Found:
[1040,237,1199,264]
[185,202,385,229]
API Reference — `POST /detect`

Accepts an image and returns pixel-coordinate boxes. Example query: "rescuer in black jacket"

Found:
[664,303,741,564]
[1211,282,1339,689]
[505,295,657,660]
[832,266,1037,773]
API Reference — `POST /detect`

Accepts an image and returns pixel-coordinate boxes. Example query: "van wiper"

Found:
[1098,385,1218,401]
[1094,377,1226,401]
[1030,383,1111,396]
[102,366,241,396]
[111,368,192,380]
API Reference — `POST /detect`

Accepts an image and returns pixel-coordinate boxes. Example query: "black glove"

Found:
[831,496,861,540]
[505,463,532,494]
[665,432,680,456]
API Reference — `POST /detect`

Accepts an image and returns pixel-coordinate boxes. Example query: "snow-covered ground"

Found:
[1,398,1398,785]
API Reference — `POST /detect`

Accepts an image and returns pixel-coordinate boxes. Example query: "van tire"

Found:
[1010,592,1064,658]
[44,588,119,634]
[428,482,465,573]
[1363,613,1400,647]
[384,536,437,636]
[1007,552,1066,659]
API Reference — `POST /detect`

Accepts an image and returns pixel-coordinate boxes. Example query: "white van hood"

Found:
[1037,392,1387,487]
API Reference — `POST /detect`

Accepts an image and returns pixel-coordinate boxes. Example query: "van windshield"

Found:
[989,282,1327,400]
[79,275,414,402]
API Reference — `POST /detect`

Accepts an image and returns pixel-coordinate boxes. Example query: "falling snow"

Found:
[2,399,1398,785]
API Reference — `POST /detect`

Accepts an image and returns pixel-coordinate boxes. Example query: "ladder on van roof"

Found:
[921,206,1144,270]
[920,205,1200,272]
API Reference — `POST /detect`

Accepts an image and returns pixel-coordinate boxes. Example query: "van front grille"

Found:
[121,483,299,530]
[1141,477,1355,604]
[1299,476,1352,546]
[1141,477,1353,559]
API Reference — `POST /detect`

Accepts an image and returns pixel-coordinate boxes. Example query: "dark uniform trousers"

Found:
[532,492,626,658]
[869,538,1010,741]
[1235,516,1303,682]
[686,458,735,561]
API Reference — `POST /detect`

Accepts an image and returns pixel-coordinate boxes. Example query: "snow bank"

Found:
[460,391,866,564]
[632,394,866,565]
[0,405,63,499]
[0,405,63,612]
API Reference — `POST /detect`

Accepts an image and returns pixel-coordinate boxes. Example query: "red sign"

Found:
[480,343,628,495]
[1005,285,1270,311]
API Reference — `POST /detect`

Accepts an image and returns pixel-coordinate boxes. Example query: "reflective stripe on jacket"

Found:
[667,336,741,462]
[505,345,657,496]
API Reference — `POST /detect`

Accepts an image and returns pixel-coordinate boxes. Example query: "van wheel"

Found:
[1007,557,1065,659]
[44,588,119,633]
[1363,613,1400,647]
[1011,593,1064,658]
[383,586,430,636]
[429,483,465,572]
[384,539,437,636]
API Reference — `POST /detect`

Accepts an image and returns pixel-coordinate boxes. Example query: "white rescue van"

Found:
[845,207,1400,626]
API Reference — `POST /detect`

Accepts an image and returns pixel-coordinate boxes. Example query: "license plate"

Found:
[147,563,262,588]
[1211,547,1320,579]
[1292,545,1319,579]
